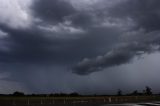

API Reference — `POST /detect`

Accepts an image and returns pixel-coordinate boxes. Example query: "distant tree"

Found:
[69,92,80,97]
[31,94,36,96]
[143,90,146,95]
[132,90,138,95]
[145,86,152,95]
[117,89,122,96]
[59,93,67,96]
[13,91,25,96]
[54,93,60,96]
[49,93,54,96]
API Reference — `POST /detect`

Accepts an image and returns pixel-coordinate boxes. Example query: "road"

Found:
[0,96,160,106]
[102,102,160,106]
[1,102,160,106]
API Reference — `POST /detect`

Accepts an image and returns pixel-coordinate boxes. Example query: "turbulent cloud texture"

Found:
[0,0,32,28]
[0,0,160,93]
[73,0,160,75]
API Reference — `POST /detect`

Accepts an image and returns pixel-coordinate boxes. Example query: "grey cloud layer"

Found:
[32,0,76,24]
[109,0,160,31]
[0,0,160,74]
[0,0,160,93]
[0,0,122,64]
[73,0,160,75]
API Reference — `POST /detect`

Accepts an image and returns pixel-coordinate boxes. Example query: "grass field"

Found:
[0,96,160,106]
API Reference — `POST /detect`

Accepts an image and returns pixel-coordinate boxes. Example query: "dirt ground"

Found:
[0,96,159,106]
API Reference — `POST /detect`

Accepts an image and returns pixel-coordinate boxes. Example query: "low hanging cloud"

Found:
[73,48,135,75]
[73,30,160,75]
[108,0,160,31]
[1,0,160,93]
[32,0,76,24]
[72,0,160,75]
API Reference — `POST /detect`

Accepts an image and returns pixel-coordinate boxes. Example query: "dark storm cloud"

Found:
[73,0,160,75]
[0,0,121,65]
[32,0,102,28]
[109,0,160,31]
[73,31,160,75]
[0,24,80,64]
[67,12,95,28]
[1,0,160,94]
[0,23,120,65]
[1,0,160,76]
[73,44,143,75]
[32,0,76,24]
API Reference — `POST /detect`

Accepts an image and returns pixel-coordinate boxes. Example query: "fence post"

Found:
[53,99,54,104]
[27,99,30,105]
[13,100,16,105]
[41,99,43,105]
[64,99,66,104]
[109,97,112,103]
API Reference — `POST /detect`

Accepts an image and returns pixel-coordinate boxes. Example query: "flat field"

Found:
[0,96,159,106]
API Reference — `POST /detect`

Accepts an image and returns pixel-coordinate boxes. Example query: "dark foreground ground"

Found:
[0,96,160,106]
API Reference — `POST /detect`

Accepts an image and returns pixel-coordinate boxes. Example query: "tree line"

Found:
[117,86,152,96]
[0,86,157,97]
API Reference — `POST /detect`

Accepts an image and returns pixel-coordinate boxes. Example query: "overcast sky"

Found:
[0,0,160,94]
